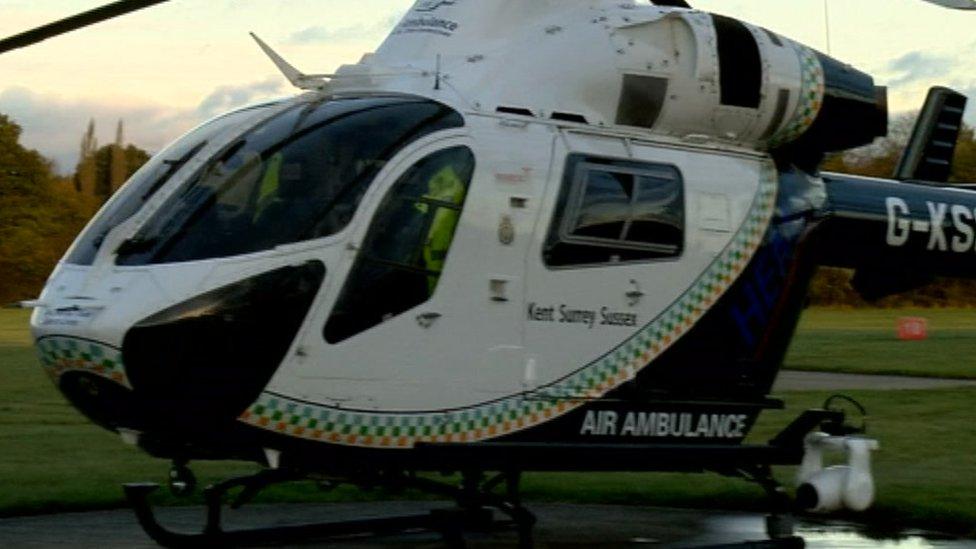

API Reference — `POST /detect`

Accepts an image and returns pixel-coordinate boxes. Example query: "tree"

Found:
[822,113,917,178]
[824,113,976,184]
[0,114,151,303]
[952,126,976,183]
[92,143,150,199]
[0,114,94,304]
[73,119,151,203]
[0,115,53,199]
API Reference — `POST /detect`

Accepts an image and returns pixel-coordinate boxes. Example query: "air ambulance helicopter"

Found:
[4,0,976,546]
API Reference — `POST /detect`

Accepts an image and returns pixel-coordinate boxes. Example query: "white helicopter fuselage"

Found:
[32,0,889,457]
[33,94,775,446]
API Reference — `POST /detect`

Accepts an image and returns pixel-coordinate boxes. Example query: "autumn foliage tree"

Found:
[0,115,97,304]
[92,143,150,199]
[953,125,976,183]
[1,112,154,303]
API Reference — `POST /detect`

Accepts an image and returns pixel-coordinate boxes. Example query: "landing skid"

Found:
[124,409,846,547]
[124,470,536,548]
[123,469,799,549]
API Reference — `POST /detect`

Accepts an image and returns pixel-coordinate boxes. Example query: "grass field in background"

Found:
[1,308,974,537]
[0,309,32,346]
[524,388,976,537]
[786,308,976,379]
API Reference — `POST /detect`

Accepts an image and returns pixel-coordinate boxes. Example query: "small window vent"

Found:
[551,112,588,124]
[496,106,535,117]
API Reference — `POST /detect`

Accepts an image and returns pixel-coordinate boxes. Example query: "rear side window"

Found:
[544,155,684,267]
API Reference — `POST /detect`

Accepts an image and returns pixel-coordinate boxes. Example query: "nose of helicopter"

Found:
[51,261,326,442]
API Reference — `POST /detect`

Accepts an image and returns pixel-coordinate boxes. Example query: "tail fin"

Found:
[894,87,968,183]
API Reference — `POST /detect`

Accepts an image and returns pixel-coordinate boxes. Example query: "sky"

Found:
[0,0,974,174]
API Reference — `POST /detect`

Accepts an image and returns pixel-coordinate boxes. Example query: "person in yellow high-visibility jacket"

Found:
[415,165,466,294]
[253,152,284,221]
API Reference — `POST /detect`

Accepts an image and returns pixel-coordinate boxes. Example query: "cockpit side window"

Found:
[115,97,464,265]
[65,104,275,265]
[324,146,475,344]
[544,155,684,267]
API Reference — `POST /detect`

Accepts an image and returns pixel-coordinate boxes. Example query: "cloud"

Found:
[285,14,403,45]
[195,78,285,119]
[287,25,369,44]
[0,79,289,175]
[0,88,184,175]
[883,51,956,87]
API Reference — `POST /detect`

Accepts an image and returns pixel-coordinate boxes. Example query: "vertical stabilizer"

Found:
[894,87,968,183]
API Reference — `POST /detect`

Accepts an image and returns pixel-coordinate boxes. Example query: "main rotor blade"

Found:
[0,0,171,55]
[921,0,976,8]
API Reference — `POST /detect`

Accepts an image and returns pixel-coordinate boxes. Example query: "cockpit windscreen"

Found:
[65,103,277,265]
[115,96,463,265]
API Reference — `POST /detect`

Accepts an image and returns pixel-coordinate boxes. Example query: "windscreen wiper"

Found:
[142,141,208,201]
[115,236,158,256]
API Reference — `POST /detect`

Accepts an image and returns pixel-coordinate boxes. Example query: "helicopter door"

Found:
[524,131,762,398]
[321,145,477,345]
[287,126,554,411]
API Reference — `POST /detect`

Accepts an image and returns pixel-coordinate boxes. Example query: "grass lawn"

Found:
[786,308,976,379]
[1,309,974,537]
[0,309,32,347]
[524,387,976,537]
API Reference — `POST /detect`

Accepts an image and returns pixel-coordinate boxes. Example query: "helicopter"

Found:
[5,0,976,546]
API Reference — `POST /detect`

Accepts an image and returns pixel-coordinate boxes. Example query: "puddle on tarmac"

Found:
[691,515,975,548]
[799,526,976,548]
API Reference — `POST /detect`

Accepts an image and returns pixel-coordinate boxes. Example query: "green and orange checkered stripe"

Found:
[767,43,825,149]
[239,161,781,449]
[35,336,130,389]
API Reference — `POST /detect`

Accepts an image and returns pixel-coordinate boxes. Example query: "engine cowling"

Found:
[609,11,887,152]
[355,2,887,156]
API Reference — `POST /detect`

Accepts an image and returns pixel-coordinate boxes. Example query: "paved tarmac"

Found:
[773,370,976,392]
[0,501,972,548]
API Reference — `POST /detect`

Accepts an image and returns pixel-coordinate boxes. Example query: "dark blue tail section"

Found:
[819,173,976,298]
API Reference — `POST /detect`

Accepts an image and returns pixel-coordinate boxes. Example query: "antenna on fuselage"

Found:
[823,0,832,55]
[434,54,442,91]
[249,33,332,91]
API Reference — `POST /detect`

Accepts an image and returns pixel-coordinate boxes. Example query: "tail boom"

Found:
[817,173,976,298]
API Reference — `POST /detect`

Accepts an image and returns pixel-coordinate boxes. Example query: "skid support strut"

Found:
[124,469,536,548]
[737,464,802,544]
